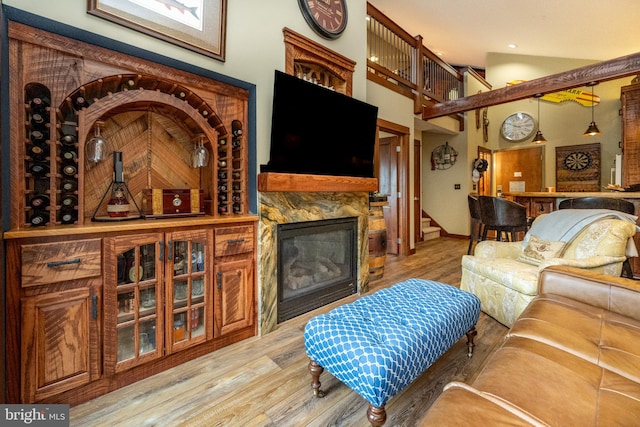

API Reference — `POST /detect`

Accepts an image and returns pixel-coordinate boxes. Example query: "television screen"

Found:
[264,70,378,178]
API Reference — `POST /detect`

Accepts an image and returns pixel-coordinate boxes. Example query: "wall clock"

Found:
[500,112,536,142]
[298,0,348,40]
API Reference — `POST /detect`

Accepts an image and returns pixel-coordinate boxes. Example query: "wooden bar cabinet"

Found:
[3,22,258,405]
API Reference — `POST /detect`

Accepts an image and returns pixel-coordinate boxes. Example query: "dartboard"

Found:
[563,151,592,171]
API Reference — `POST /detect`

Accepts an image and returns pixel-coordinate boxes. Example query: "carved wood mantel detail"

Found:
[283,27,355,96]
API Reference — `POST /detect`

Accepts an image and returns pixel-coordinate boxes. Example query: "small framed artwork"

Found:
[88,0,227,61]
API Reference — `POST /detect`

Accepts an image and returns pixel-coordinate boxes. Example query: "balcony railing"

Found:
[367,3,464,123]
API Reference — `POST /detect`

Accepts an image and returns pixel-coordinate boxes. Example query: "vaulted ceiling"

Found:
[368,0,640,69]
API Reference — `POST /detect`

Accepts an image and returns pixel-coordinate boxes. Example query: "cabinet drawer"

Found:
[215,225,254,257]
[21,239,102,287]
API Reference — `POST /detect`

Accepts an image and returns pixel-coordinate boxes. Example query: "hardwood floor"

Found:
[70,237,507,426]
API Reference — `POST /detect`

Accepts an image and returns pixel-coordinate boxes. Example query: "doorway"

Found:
[494,146,543,194]
[376,118,411,256]
[476,146,491,195]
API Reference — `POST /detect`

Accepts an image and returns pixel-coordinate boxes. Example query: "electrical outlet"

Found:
[454,184,461,190]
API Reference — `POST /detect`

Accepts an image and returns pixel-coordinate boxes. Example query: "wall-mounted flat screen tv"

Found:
[263,70,379,178]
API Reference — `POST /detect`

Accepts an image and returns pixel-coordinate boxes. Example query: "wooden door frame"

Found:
[376,118,411,256]
[414,139,422,244]
[477,146,491,195]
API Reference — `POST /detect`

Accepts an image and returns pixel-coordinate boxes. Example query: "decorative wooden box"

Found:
[143,188,204,218]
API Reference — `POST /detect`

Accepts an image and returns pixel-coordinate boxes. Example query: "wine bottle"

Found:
[28,143,49,161]
[29,194,50,209]
[59,133,77,145]
[62,164,77,177]
[29,162,50,177]
[60,146,77,163]
[30,113,48,129]
[73,95,89,109]
[30,130,48,144]
[218,138,227,146]
[60,208,78,225]
[218,171,227,180]
[218,204,228,214]
[233,203,241,214]
[29,96,50,113]
[217,184,227,192]
[218,160,227,168]
[60,179,78,193]
[30,210,49,226]
[231,120,243,137]
[218,193,227,202]
[60,194,78,208]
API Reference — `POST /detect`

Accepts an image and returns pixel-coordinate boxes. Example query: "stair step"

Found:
[422,226,441,241]
[421,217,431,227]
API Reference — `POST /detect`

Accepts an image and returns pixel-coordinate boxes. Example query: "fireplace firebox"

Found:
[277,217,358,322]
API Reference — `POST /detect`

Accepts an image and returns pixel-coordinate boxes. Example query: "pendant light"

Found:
[531,96,547,144]
[583,84,601,136]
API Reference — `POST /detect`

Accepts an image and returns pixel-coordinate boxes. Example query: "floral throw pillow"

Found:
[518,235,566,266]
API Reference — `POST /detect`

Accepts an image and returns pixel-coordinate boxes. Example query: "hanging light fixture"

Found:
[583,83,601,136]
[531,96,547,144]
[86,120,107,164]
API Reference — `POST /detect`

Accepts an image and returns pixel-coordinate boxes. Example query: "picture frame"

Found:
[88,0,226,61]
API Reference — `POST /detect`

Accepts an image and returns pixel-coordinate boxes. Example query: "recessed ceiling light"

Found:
[508,44,518,49]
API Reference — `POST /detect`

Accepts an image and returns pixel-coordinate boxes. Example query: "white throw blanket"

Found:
[524,209,640,257]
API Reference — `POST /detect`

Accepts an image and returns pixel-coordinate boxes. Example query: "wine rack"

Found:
[216,120,245,215]
[17,72,249,229]
[24,82,81,227]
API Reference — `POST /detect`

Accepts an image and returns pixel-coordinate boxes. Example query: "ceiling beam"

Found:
[422,51,640,120]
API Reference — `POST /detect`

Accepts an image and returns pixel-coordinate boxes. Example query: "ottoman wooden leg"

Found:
[308,359,325,398]
[466,326,478,358]
[367,404,387,427]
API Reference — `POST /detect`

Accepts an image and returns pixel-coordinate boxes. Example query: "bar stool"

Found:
[478,196,528,242]
[467,195,484,254]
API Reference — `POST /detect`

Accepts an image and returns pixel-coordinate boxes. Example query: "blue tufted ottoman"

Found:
[304,278,481,426]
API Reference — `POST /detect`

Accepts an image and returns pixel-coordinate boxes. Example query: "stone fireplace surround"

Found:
[259,189,372,335]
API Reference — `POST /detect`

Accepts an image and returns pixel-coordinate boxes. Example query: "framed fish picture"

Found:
[88,0,227,61]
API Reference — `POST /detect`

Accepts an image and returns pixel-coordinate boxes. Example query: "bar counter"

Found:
[504,191,640,199]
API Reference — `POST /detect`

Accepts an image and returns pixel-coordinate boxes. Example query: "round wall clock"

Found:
[500,112,536,142]
[298,0,348,40]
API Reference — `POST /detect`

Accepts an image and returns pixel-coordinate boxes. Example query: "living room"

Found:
[3,0,640,425]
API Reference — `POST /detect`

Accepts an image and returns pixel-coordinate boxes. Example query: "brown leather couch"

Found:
[420,266,640,426]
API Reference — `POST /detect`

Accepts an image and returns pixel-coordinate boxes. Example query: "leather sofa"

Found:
[461,212,637,327]
[419,266,640,426]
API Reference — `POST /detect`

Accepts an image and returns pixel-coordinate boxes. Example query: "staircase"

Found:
[422,217,441,241]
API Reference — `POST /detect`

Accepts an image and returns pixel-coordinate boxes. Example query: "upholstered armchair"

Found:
[461,209,638,327]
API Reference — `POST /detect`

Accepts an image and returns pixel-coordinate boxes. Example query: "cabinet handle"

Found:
[217,271,222,290]
[227,238,245,244]
[91,295,98,320]
[168,240,174,261]
[47,258,80,268]
[159,241,164,261]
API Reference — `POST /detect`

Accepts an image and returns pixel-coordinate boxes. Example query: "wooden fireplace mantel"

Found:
[258,172,378,192]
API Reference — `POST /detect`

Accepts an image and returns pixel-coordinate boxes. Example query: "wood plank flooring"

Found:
[70,237,508,426]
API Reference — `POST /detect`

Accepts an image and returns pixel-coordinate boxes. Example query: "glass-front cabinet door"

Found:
[104,233,164,374]
[165,229,213,354]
